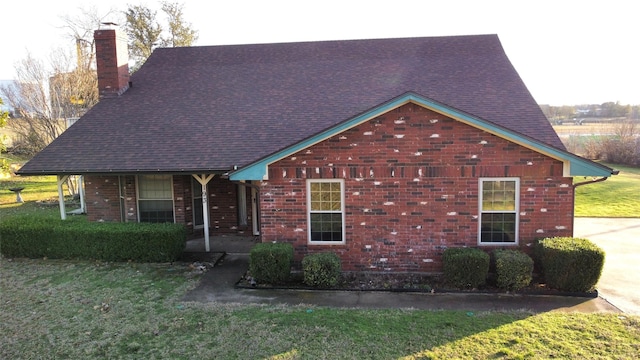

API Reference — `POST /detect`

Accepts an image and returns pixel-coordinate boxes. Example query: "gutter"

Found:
[572,169,619,189]
[572,176,609,189]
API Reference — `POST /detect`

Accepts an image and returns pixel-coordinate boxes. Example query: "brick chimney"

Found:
[94,25,130,97]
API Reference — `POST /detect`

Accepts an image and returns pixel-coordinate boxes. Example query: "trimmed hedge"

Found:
[302,252,342,288]
[537,237,605,292]
[442,247,490,289]
[493,249,534,291]
[0,216,186,262]
[249,242,293,284]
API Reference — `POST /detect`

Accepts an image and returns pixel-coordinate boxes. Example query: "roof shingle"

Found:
[19,34,565,175]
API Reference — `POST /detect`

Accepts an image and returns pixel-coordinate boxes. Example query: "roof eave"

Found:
[16,168,233,177]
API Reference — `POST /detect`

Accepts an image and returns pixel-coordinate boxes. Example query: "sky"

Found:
[2,0,638,106]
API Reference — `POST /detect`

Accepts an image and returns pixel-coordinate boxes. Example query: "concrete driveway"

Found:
[574,217,640,315]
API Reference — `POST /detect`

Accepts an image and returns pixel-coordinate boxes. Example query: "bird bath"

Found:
[8,187,25,203]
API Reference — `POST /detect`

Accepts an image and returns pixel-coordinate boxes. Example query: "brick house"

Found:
[18,27,616,272]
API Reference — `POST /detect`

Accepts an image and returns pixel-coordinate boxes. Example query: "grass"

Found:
[1,258,639,359]
[574,163,640,217]
[0,175,87,221]
[1,173,640,359]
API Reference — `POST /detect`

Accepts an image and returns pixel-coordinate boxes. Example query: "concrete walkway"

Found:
[182,217,639,314]
[574,217,640,315]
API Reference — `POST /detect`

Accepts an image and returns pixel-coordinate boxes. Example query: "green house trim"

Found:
[229,93,615,181]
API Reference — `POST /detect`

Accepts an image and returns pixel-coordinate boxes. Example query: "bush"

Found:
[537,237,605,292]
[0,216,186,262]
[302,252,341,288]
[493,249,533,291]
[249,242,293,284]
[442,247,489,289]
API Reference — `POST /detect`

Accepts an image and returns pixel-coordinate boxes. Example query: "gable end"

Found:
[229,93,615,181]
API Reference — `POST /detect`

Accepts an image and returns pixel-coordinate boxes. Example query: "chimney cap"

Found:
[101,22,119,29]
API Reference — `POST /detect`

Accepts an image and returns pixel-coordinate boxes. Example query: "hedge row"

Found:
[442,237,604,292]
[249,245,343,288]
[247,238,604,293]
[0,216,186,262]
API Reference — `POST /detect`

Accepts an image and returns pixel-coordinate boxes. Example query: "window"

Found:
[307,179,345,244]
[479,178,519,244]
[138,175,174,223]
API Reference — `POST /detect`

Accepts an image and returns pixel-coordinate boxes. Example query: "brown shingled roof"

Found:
[18,34,565,175]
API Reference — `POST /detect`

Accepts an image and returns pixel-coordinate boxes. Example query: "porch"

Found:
[184,234,259,254]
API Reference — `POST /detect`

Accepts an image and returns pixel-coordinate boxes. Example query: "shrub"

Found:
[493,249,534,291]
[0,216,186,262]
[302,252,341,288]
[537,237,605,292]
[249,242,293,284]
[442,247,489,289]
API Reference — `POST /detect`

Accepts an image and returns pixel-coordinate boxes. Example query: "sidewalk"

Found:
[182,253,621,313]
[574,217,640,315]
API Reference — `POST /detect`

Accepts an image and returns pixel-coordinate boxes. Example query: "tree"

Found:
[124,2,198,71]
[0,97,9,174]
[0,98,7,130]
[0,7,112,156]
[161,1,199,48]
[0,49,98,156]
[59,5,123,72]
[124,5,163,72]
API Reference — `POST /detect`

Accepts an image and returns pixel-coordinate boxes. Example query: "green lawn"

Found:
[0,175,86,220]
[1,259,638,359]
[574,163,640,217]
[1,168,639,358]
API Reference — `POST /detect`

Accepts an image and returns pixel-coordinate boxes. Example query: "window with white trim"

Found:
[307,179,345,244]
[138,175,174,223]
[479,178,519,244]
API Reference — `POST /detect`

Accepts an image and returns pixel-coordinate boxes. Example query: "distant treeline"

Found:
[540,102,640,121]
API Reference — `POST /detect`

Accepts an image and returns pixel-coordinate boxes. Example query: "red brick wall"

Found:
[208,177,252,234]
[173,176,189,226]
[85,175,122,222]
[259,103,574,272]
[119,175,137,222]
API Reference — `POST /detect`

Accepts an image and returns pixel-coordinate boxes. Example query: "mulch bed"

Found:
[236,270,598,298]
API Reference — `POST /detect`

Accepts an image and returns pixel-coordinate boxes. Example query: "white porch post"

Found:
[192,174,215,252]
[57,175,69,220]
[79,175,86,213]
[251,187,259,236]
